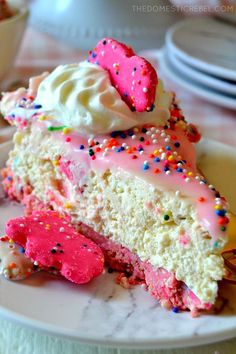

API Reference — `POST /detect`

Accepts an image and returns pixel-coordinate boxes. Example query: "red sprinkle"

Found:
[65,137,71,143]
[198,197,205,202]
[218,216,229,225]
[170,109,182,118]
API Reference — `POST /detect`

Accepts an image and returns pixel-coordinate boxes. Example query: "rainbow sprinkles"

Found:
[0,37,231,316]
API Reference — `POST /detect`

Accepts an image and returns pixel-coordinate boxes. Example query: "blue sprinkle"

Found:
[120,146,125,151]
[128,130,134,136]
[124,92,128,97]
[164,166,169,172]
[138,147,144,152]
[19,247,25,253]
[7,176,12,181]
[13,157,20,167]
[143,164,149,170]
[34,104,42,109]
[172,307,179,313]
[116,148,122,152]
[80,145,85,150]
[174,142,180,148]
[154,157,160,163]
[216,209,226,217]
[111,131,118,138]
[177,168,183,173]
[165,146,171,151]
[92,51,97,58]
[94,61,99,65]
[22,97,27,101]
[120,132,126,139]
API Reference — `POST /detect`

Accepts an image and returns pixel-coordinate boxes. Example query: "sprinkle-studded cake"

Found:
[0,38,229,316]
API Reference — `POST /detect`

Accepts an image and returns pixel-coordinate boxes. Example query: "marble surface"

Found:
[166,17,236,80]
[0,138,236,351]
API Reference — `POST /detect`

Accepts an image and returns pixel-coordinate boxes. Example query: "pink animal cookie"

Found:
[88,38,158,112]
[6,211,104,284]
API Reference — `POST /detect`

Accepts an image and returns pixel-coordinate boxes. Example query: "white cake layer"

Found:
[6,128,226,304]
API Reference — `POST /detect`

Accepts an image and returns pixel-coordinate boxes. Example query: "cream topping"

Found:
[35,62,172,136]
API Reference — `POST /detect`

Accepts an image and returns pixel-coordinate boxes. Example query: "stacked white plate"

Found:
[160,17,236,110]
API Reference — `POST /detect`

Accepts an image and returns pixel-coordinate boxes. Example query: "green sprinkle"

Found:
[221,226,226,232]
[164,214,170,221]
[48,126,66,131]
[214,241,219,248]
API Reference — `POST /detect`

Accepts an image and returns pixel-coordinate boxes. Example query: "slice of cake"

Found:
[0,38,229,316]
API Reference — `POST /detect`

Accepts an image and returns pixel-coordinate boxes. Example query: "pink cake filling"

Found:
[2,165,211,316]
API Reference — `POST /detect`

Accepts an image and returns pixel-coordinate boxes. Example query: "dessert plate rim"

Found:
[166,49,236,96]
[0,140,236,349]
[166,18,236,81]
[159,50,236,110]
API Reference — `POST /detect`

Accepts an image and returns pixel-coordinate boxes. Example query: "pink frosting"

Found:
[3,92,229,246]
[44,125,228,244]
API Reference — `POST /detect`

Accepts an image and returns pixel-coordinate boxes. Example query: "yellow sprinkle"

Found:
[168,155,174,161]
[64,202,73,209]
[153,150,159,156]
[9,239,14,244]
[45,224,51,230]
[53,160,60,166]
[14,132,23,144]
[215,205,222,210]
[175,121,186,130]
[187,172,193,176]
[38,115,46,121]
[63,127,71,135]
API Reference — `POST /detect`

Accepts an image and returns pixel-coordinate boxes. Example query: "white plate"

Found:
[0,140,236,349]
[160,50,236,110]
[167,49,236,96]
[166,18,236,81]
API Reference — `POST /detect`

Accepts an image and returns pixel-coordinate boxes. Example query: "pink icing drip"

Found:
[4,101,228,244]
[45,126,227,243]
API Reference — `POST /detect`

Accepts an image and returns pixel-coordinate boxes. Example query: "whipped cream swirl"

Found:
[35,61,173,136]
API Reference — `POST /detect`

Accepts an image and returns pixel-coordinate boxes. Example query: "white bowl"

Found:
[0,1,28,81]
[30,0,183,51]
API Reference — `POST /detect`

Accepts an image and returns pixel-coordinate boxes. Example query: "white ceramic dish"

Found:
[159,51,236,110]
[29,0,182,51]
[0,1,28,81]
[0,140,236,349]
[166,18,236,81]
[167,50,236,96]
